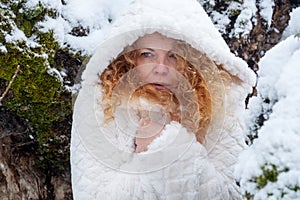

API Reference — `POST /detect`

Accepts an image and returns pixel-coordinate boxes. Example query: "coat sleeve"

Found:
[71,124,157,200]
[145,121,245,200]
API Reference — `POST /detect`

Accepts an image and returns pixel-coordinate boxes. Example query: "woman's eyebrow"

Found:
[139,48,174,52]
[142,48,154,51]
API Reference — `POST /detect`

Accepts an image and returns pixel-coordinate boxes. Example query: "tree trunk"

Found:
[0,107,72,200]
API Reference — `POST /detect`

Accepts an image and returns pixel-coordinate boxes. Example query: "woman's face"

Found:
[133,33,180,90]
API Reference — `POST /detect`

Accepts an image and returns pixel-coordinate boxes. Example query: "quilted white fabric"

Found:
[71,0,256,199]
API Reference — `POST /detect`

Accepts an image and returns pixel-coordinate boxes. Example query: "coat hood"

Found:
[82,0,256,89]
[72,0,256,173]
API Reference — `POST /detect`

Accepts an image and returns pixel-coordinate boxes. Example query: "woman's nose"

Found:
[152,63,169,75]
[152,56,169,75]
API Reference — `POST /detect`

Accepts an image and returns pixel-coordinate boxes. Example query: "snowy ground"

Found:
[1,0,300,199]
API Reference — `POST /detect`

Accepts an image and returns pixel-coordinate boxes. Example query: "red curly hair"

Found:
[99,40,212,143]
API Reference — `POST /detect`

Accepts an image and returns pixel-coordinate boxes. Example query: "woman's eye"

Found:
[140,52,153,57]
[168,53,176,59]
[168,53,177,63]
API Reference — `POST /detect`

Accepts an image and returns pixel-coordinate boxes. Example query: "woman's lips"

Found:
[150,83,168,89]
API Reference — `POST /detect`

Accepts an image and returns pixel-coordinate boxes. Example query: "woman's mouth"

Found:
[150,83,167,90]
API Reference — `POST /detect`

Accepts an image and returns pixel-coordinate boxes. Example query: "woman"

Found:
[101,32,212,152]
[71,0,256,199]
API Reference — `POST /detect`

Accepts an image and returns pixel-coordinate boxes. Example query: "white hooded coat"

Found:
[71,0,256,199]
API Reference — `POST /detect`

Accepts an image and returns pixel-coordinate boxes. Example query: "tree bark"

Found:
[0,107,72,200]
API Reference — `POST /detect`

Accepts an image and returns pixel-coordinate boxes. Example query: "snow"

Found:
[258,0,274,26]
[3,0,133,55]
[49,0,132,54]
[211,11,231,34]
[236,9,300,197]
[4,25,27,43]
[282,7,300,40]
[231,0,257,37]
[37,16,65,46]
[0,45,7,53]
[47,67,64,84]
[202,0,275,38]
[25,0,62,11]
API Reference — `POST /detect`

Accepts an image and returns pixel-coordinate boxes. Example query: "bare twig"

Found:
[12,141,35,149]
[0,65,20,104]
[0,130,29,139]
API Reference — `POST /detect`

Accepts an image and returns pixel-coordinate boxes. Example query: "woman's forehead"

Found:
[133,32,176,51]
